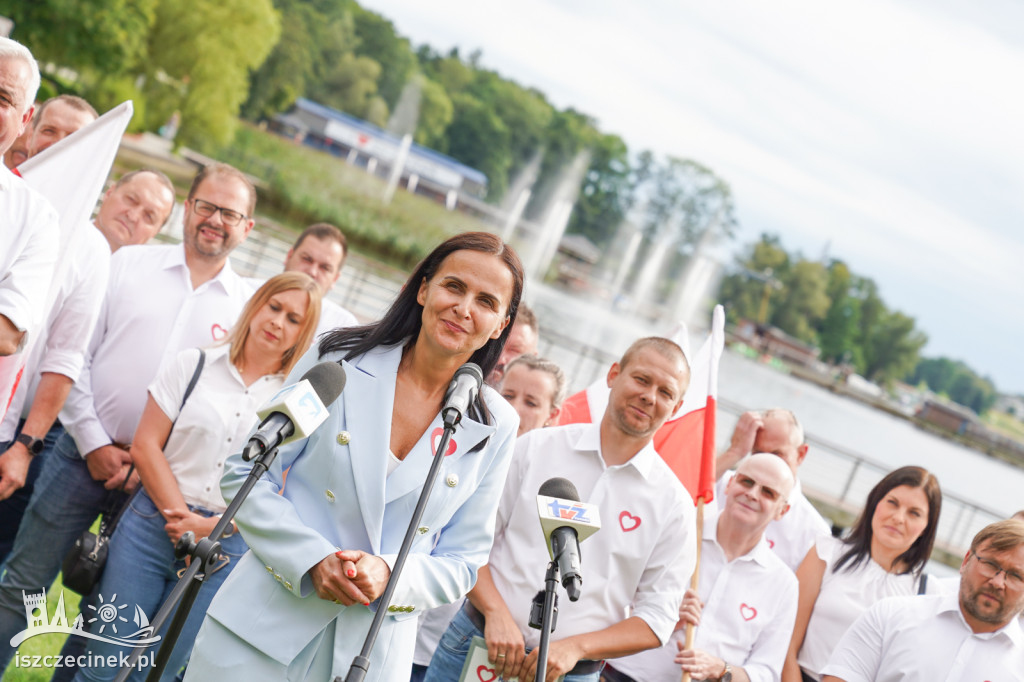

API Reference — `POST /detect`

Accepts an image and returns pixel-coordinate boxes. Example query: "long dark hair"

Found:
[319,232,524,422]
[834,466,942,576]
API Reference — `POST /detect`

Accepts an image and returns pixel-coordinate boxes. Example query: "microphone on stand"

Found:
[442,362,483,428]
[244,361,346,460]
[536,477,601,602]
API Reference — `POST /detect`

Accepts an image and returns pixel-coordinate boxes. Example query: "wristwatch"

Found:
[720,663,733,682]
[15,433,45,456]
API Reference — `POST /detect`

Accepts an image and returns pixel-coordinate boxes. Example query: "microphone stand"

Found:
[340,416,458,682]
[114,442,282,682]
[534,561,560,682]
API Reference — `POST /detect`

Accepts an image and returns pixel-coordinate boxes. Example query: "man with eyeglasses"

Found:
[0,162,255,677]
[822,519,1024,682]
[605,453,798,682]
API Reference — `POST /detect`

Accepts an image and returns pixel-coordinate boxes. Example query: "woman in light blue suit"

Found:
[186,233,524,682]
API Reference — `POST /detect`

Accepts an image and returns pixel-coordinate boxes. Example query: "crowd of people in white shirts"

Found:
[2,35,1023,682]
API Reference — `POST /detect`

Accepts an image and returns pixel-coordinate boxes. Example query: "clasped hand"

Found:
[311,550,391,606]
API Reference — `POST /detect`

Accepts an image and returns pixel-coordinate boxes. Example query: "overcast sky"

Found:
[362,0,1024,393]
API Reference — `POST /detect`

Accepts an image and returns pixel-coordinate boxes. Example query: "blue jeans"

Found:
[0,429,118,675]
[424,604,601,682]
[0,421,64,566]
[70,489,248,682]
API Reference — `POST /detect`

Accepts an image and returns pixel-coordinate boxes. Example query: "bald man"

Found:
[608,454,798,682]
[715,409,831,571]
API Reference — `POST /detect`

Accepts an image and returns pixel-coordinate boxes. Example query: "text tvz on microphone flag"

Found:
[558,306,725,504]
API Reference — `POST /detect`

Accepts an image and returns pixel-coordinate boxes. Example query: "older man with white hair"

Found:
[606,453,799,682]
[0,37,58,359]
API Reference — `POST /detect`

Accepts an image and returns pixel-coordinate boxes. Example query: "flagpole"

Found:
[680,496,704,682]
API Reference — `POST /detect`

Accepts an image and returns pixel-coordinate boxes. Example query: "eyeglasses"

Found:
[190,198,248,226]
[970,551,1024,589]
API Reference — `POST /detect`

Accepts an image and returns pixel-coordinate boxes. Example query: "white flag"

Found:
[0,102,134,422]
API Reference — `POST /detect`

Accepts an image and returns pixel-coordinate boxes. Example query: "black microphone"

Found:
[537,477,600,602]
[244,362,346,460]
[441,362,483,427]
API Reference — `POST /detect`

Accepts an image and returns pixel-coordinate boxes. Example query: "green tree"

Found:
[527,108,597,215]
[349,5,415,109]
[819,261,860,363]
[445,93,511,199]
[7,0,158,74]
[861,309,927,385]
[414,77,454,150]
[773,260,830,343]
[309,53,387,125]
[567,133,633,248]
[907,357,998,414]
[424,51,475,95]
[717,234,789,324]
[472,75,553,174]
[241,0,356,121]
[146,0,281,146]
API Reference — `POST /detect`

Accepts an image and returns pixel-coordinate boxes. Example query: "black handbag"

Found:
[61,349,207,595]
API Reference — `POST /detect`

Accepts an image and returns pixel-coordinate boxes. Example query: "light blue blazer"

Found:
[200,342,519,681]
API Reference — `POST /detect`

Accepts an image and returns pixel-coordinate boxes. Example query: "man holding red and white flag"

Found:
[427,336,698,682]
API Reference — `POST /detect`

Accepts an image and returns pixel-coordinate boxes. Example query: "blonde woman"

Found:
[499,353,566,437]
[71,272,322,682]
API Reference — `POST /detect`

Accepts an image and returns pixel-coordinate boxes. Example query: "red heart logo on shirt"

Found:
[740,603,757,621]
[431,427,457,456]
[211,323,228,340]
[477,666,496,682]
[767,539,775,549]
[619,511,641,532]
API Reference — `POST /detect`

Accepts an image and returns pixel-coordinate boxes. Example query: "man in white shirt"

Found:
[0,38,57,358]
[715,408,831,571]
[0,168,176,563]
[0,162,256,675]
[606,453,798,682]
[822,519,1024,682]
[426,337,698,682]
[25,94,98,157]
[243,222,358,338]
[283,223,358,336]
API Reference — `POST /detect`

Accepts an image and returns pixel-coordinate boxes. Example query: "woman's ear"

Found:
[490,314,511,340]
[416,277,427,306]
[545,405,562,428]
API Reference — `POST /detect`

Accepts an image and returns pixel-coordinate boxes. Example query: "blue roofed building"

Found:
[271,98,488,202]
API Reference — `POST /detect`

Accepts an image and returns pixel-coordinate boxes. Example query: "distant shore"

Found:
[727,340,1024,470]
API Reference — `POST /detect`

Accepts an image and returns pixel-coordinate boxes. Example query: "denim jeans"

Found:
[0,421,64,566]
[424,603,601,682]
[0,429,118,675]
[69,489,248,682]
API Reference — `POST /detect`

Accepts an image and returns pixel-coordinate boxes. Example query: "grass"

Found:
[5,575,83,682]
[983,410,1024,442]
[194,123,494,268]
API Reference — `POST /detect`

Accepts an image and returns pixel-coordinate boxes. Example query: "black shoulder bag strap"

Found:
[102,349,207,536]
